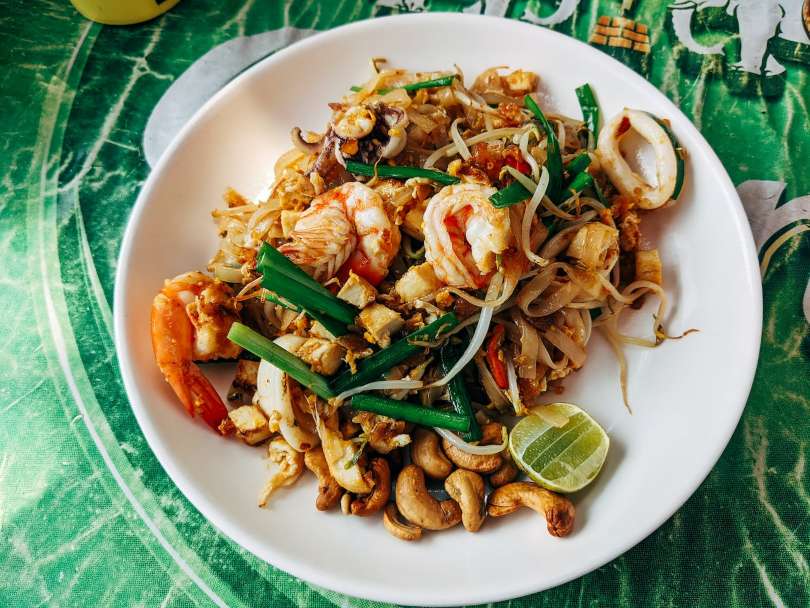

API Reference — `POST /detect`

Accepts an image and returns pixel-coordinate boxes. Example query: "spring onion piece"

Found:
[345,160,459,186]
[350,85,363,92]
[331,313,459,394]
[524,95,563,203]
[262,272,356,327]
[564,152,591,177]
[351,395,470,432]
[257,243,339,301]
[440,342,482,442]
[434,426,507,456]
[257,243,358,332]
[489,181,531,208]
[377,75,457,95]
[565,172,594,196]
[544,173,594,238]
[575,84,600,147]
[227,322,335,399]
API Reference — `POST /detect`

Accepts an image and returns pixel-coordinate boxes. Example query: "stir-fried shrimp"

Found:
[150,272,241,429]
[423,183,512,289]
[279,181,400,285]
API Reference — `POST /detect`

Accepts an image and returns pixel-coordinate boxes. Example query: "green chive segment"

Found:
[524,95,563,203]
[227,322,334,399]
[353,75,456,96]
[489,181,531,208]
[575,84,600,146]
[345,160,459,186]
[331,313,459,394]
[440,342,482,441]
[351,395,470,432]
[565,152,591,177]
[257,243,358,335]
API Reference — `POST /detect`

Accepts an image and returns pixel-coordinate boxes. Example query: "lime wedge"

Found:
[509,402,609,493]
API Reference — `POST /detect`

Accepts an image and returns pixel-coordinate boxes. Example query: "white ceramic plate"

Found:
[115,14,761,606]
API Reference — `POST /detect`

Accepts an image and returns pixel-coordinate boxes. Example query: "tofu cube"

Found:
[403,204,426,239]
[337,271,377,308]
[309,320,337,341]
[635,249,663,285]
[228,405,273,445]
[395,263,443,302]
[296,338,346,375]
[358,303,404,348]
[504,70,539,96]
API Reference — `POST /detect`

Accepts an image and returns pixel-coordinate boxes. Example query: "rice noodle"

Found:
[580,308,593,345]
[543,325,586,368]
[510,309,540,379]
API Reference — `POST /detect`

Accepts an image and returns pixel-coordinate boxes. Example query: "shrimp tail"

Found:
[151,290,229,431]
[184,364,230,430]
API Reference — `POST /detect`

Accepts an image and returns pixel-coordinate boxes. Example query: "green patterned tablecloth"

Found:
[2,1,809,606]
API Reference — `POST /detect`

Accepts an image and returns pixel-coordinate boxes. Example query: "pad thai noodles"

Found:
[150,63,688,539]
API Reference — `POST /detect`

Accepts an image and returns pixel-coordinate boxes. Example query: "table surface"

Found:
[2,1,809,606]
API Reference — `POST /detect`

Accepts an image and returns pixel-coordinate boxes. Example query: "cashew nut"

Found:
[489,451,519,488]
[304,447,341,511]
[350,458,391,516]
[395,464,462,530]
[411,428,453,479]
[444,469,486,532]
[487,482,575,537]
[441,422,504,473]
[383,503,422,541]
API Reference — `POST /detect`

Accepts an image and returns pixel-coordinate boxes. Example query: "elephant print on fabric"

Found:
[668,0,810,97]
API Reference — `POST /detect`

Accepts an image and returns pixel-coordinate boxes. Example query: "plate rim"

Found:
[114,12,763,605]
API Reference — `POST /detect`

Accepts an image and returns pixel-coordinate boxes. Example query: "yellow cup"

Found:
[70,0,181,25]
